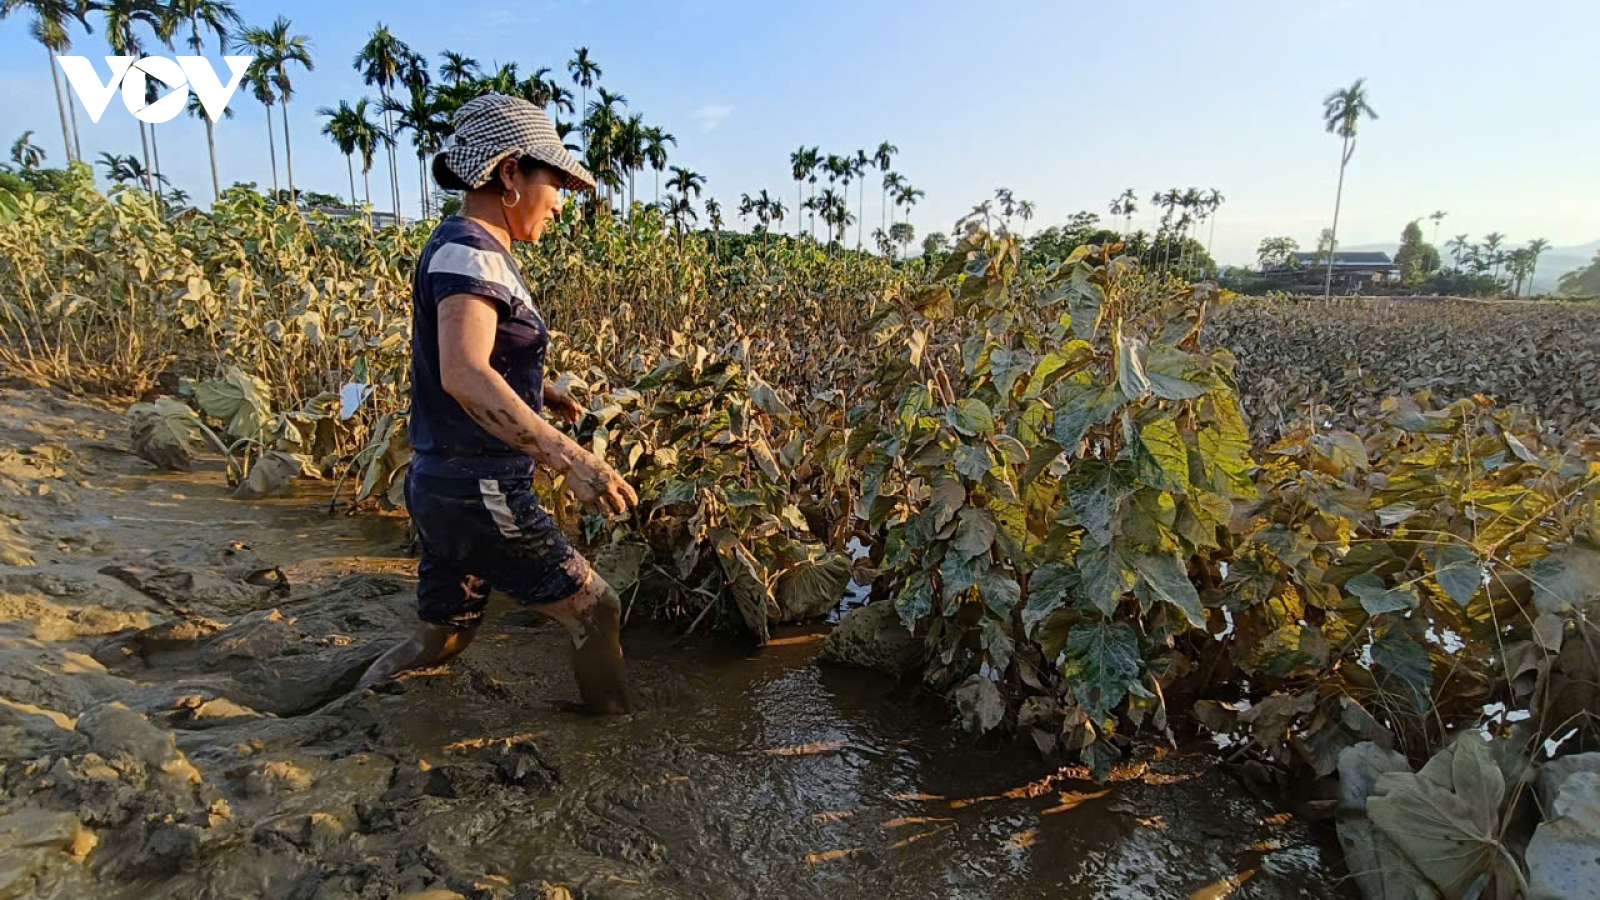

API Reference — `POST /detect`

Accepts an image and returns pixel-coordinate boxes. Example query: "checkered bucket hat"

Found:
[439,93,596,192]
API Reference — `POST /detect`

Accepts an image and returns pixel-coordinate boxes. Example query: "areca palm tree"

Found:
[566,46,600,149]
[789,146,818,237]
[383,80,444,217]
[1428,210,1447,246]
[244,18,312,204]
[169,0,240,202]
[349,97,389,210]
[852,149,870,250]
[894,184,924,226]
[613,114,646,209]
[241,53,278,194]
[318,100,358,204]
[643,126,674,204]
[2,0,93,164]
[881,171,905,231]
[1116,188,1137,234]
[1482,232,1506,279]
[1447,234,1471,269]
[1525,238,1550,296]
[582,88,626,209]
[1321,77,1378,297]
[354,23,411,218]
[438,51,478,86]
[9,131,45,169]
[99,0,162,196]
[554,120,581,153]
[1203,188,1225,267]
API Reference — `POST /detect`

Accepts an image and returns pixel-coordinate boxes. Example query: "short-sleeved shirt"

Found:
[408,216,549,479]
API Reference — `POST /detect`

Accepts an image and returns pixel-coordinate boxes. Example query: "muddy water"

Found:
[0,389,1349,899]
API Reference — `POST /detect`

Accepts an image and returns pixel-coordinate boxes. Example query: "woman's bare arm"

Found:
[437,293,636,514]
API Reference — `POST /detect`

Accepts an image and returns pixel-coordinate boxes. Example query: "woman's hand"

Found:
[543,382,584,425]
[564,450,638,516]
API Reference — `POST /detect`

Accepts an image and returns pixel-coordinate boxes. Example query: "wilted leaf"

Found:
[775,552,852,621]
[1134,415,1190,494]
[234,450,302,500]
[593,540,651,593]
[127,398,207,470]
[954,675,1005,734]
[1367,735,1510,900]
[1143,344,1213,401]
[1115,331,1151,399]
[712,530,775,644]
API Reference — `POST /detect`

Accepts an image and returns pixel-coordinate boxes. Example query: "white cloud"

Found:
[690,103,734,133]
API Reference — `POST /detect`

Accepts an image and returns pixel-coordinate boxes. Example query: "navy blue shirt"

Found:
[409,216,549,479]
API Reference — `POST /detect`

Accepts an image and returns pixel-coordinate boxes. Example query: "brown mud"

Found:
[0,388,1352,899]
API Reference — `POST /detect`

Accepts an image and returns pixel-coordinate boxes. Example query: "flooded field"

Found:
[0,388,1349,899]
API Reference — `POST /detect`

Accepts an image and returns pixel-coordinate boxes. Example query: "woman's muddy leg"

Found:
[542,576,630,714]
[357,622,480,690]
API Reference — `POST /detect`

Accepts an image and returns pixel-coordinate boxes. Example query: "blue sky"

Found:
[2,0,1596,265]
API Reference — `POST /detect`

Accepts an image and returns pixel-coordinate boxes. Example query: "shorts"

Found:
[406,469,592,629]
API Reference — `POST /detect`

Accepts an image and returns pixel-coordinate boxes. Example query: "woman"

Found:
[358,94,637,714]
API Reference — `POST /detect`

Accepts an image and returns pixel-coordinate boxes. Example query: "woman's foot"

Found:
[356,622,479,690]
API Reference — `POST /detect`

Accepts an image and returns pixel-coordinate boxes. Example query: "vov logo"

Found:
[56,56,251,125]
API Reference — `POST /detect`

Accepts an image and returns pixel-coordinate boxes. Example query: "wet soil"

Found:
[0,388,1352,899]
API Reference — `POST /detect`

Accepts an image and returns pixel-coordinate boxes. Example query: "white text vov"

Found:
[56,56,251,125]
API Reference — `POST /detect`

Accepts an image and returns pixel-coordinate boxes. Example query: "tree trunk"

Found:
[150,124,162,197]
[67,88,82,162]
[1324,136,1350,299]
[1527,260,1538,297]
[381,85,399,220]
[48,49,74,163]
[280,99,296,203]
[346,154,356,206]
[264,107,279,196]
[205,117,221,202]
[138,123,156,209]
[418,152,428,218]
[1207,214,1218,273]
[857,179,865,251]
[798,181,804,236]
[363,167,371,208]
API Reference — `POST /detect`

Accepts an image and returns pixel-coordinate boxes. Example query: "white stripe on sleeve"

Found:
[428,242,533,305]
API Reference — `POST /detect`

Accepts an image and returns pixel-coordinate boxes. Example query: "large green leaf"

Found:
[1197,397,1256,499]
[187,366,273,441]
[1425,545,1484,607]
[989,346,1034,401]
[1346,572,1419,616]
[1143,344,1214,401]
[897,383,931,432]
[1076,535,1135,617]
[953,508,997,561]
[1065,459,1130,546]
[941,553,980,603]
[1132,552,1205,629]
[1134,415,1190,494]
[927,474,966,533]
[978,569,1021,618]
[1024,340,1094,399]
[895,571,934,630]
[1372,627,1433,713]
[1052,378,1122,453]
[948,398,995,437]
[1062,621,1140,719]
[1023,562,1075,635]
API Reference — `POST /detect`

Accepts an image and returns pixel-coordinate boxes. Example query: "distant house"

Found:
[1267,251,1399,288]
[305,205,407,229]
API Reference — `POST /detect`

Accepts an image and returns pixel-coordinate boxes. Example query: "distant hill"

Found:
[1341,239,1598,294]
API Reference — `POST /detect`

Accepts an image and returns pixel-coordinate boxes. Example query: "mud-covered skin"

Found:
[0,389,1352,899]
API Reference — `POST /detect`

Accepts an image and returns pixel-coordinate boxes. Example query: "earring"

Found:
[501,188,522,208]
